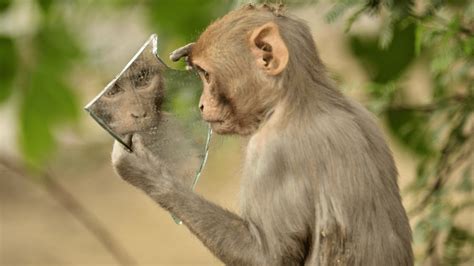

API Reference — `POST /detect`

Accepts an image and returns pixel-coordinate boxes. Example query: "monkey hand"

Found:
[111,134,175,195]
[169,42,194,70]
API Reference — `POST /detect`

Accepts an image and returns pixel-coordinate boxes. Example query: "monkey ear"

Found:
[249,22,289,76]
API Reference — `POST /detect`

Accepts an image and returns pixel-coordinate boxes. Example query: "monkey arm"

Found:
[112,134,304,265]
[150,183,268,266]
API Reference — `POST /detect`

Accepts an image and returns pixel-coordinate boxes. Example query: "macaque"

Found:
[112,4,414,265]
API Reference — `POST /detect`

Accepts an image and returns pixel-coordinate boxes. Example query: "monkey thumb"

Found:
[131,134,145,149]
[111,140,127,164]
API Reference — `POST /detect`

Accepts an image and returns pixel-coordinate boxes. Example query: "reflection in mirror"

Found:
[85,35,212,223]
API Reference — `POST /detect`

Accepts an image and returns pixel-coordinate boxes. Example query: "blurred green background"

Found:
[0,0,472,265]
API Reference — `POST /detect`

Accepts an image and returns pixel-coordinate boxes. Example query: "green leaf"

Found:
[413,220,430,245]
[349,21,416,84]
[462,36,474,56]
[385,109,435,156]
[18,20,81,168]
[443,226,474,265]
[430,49,455,74]
[325,1,355,24]
[19,81,55,169]
[415,22,424,56]
[344,6,367,33]
[379,20,394,49]
[0,0,11,13]
[37,0,54,13]
[0,36,17,103]
[19,68,79,168]
[34,22,82,73]
[147,0,232,42]
[411,158,432,190]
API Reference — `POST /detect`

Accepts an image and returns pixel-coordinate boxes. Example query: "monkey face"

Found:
[192,63,236,135]
[98,59,164,136]
[192,55,276,136]
[190,18,289,136]
[85,35,169,149]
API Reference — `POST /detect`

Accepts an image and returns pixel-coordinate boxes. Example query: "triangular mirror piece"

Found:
[85,35,212,224]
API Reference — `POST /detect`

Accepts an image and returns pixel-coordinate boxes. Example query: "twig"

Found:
[0,157,137,266]
[388,94,468,113]
[408,137,473,216]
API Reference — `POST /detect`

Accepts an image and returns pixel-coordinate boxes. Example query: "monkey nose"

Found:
[131,111,147,118]
[199,104,204,112]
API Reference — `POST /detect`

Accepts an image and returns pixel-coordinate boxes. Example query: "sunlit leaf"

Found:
[379,20,394,49]
[415,22,424,56]
[19,80,55,169]
[325,1,355,24]
[430,49,455,74]
[19,68,79,168]
[18,20,81,168]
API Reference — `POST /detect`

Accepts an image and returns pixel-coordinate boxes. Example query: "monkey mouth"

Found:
[205,119,224,124]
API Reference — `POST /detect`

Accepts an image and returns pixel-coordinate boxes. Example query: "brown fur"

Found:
[113,4,414,265]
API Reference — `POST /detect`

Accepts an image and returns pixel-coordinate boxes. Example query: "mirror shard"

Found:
[85,34,211,205]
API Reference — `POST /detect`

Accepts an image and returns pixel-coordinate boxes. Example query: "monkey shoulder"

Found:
[242,128,314,211]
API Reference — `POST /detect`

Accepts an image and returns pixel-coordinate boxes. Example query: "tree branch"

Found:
[0,157,137,266]
[408,136,473,216]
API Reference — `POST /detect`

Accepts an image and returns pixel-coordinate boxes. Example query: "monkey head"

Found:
[190,10,289,136]
[90,50,165,140]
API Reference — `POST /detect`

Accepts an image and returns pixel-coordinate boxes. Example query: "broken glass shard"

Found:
[84,34,212,224]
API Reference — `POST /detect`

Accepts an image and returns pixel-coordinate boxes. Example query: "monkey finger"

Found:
[111,140,133,168]
[130,134,155,161]
[130,134,145,152]
[169,42,195,62]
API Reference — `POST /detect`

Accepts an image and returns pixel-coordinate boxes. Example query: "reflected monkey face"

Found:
[86,34,212,190]
[92,51,165,137]
[86,34,209,153]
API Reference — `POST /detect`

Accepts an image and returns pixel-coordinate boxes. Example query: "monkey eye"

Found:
[195,65,210,83]
[203,70,210,83]
[133,69,151,88]
[105,83,123,97]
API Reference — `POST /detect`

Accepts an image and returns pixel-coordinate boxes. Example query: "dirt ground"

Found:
[1,136,243,266]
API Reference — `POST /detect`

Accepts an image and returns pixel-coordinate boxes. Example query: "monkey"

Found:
[112,4,414,265]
